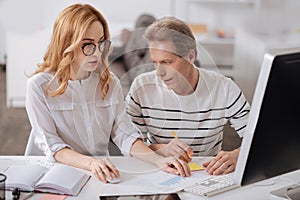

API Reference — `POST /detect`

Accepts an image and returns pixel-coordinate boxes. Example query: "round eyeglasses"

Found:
[81,40,111,56]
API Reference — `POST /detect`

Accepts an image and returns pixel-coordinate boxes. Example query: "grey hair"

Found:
[144,16,197,58]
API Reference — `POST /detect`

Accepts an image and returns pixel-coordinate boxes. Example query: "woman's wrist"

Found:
[87,156,98,171]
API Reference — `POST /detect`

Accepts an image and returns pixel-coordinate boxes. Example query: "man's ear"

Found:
[187,49,196,64]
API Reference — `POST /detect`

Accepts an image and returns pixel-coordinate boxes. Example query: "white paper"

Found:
[99,169,209,195]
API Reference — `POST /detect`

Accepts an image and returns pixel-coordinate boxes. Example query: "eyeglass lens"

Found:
[82,40,111,56]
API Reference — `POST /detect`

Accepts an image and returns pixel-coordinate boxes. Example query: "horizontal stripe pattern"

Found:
[126,68,250,156]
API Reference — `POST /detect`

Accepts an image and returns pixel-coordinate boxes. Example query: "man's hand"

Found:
[155,139,193,162]
[203,148,240,175]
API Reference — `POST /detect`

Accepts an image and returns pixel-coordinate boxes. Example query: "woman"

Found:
[26,4,190,183]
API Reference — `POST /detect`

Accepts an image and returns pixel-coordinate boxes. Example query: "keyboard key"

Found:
[184,173,239,197]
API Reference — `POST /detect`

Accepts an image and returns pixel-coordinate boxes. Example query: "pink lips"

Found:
[163,78,172,84]
[88,60,98,64]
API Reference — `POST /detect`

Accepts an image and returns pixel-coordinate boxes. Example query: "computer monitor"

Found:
[234,47,300,197]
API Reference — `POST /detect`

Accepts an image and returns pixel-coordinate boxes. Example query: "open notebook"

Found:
[5,163,90,196]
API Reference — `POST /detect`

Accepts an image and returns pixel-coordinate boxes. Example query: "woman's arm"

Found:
[130,139,191,177]
[113,78,190,177]
[26,77,118,183]
[54,148,119,183]
[26,77,71,160]
[149,141,193,163]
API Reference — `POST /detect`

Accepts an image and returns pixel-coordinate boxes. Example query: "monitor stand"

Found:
[270,184,300,200]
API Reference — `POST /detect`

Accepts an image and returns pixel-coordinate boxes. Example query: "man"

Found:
[126,17,250,175]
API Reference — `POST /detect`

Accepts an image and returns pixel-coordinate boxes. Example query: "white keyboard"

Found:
[184,173,239,197]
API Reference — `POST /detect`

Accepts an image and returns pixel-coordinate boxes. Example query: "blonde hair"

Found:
[35,3,111,99]
[144,16,197,58]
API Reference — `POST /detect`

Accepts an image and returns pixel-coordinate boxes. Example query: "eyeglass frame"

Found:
[81,40,111,56]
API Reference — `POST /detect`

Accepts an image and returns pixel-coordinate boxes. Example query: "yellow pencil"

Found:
[171,130,191,158]
[171,130,178,139]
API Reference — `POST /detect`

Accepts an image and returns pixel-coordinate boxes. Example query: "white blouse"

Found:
[26,71,140,161]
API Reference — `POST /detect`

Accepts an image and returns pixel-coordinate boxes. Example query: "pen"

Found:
[171,131,192,158]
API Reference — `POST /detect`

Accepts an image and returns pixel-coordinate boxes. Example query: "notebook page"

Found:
[5,164,47,191]
[35,164,90,195]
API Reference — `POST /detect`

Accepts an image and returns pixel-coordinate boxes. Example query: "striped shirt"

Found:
[126,68,250,156]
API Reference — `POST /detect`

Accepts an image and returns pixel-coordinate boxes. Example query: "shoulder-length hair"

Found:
[35,3,111,99]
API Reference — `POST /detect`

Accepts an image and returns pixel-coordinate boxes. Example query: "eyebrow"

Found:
[82,35,105,43]
[152,58,173,63]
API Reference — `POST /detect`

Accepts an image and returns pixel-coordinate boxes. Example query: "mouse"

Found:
[106,175,121,184]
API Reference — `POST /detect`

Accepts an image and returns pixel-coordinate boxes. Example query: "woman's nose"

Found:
[94,46,102,57]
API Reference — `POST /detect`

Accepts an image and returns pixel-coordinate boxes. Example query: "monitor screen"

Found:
[235,48,300,186]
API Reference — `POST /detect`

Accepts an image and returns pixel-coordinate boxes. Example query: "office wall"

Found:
[1,0,300,107]
[233,0,300,102]
[0,0,173,58]
[0,0,173,107]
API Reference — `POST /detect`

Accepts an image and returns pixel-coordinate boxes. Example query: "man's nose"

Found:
[156,64,166,77]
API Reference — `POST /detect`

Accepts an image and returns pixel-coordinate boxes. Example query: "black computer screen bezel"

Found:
[240,50,300,186]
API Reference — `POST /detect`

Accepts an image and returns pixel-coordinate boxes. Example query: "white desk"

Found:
[1,156,299,199]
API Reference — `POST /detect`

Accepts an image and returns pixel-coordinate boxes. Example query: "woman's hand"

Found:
[154,156,191,177]
[203,148,240,175]
[130,139,190,177]
[156,139,193,162]
[89,157,120,183]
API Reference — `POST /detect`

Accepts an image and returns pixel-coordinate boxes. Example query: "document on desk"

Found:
[99,169,209,195]
[0,158,30,172]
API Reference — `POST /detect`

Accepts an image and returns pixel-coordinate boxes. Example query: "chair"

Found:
[108,139,122,156]
[24,132,44,156]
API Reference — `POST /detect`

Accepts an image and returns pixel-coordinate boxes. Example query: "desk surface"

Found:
[1,156,299,200]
